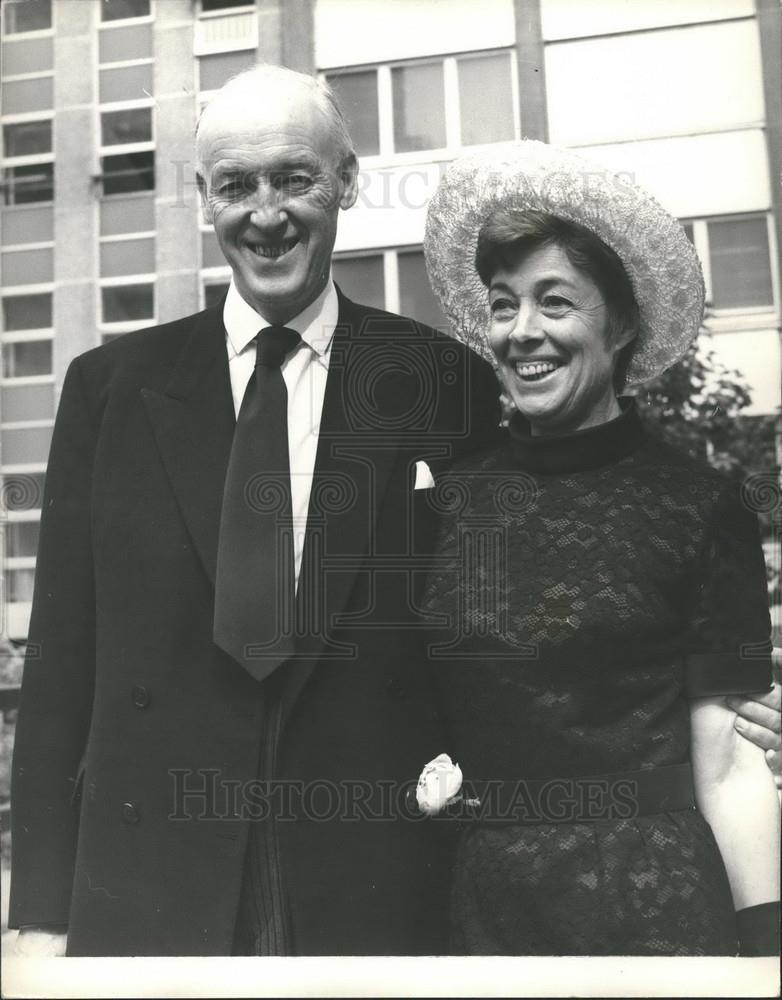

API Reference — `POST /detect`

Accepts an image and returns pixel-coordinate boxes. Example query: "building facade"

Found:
[1,0,781,638]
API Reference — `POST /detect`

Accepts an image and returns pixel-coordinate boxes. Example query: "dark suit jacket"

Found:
[9,289,500,956]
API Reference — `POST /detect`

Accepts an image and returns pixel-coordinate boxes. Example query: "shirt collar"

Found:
[223,278,339,361]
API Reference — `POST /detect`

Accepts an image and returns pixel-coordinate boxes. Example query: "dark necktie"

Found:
[214,325,301,681]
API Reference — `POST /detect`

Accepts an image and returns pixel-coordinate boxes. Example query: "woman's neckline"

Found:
[507,397,645,473]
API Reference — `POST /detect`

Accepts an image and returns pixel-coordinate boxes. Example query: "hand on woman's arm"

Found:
[691,696,780,955]
[728,650,782,786]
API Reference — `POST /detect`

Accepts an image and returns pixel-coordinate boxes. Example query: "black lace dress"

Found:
[420,400,772,956]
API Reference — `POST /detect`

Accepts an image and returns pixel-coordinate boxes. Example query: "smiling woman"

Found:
[475,211,639,436]
[419,140,780,957]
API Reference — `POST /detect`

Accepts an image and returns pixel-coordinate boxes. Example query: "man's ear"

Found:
[338,152,359,211]
[196,172,214,225]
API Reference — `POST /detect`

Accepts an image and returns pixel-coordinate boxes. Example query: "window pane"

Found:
[5,522,41,558]
[101,283,154,322]
[100,0,151,20]
[2,76,53,115]
[99,63,154,104]
[709,216,773,309]
[458,53,514,146]
[2,163,54,206]
[1,472,45,511]
[204,283,229,309]
[1,205,53,245]
[101,151,155,195]
[2,383,54,422]
[99,193,155,235]
[100,237,155,277]
[398,250,448,330]
[681,221,694,244]
[3,0,52,34]
[332,255,384,312]
[1,424,52,464]
[2,247,54,285]
[2,340,52,377]
[392,63,445,153]
[101,107,152,147]
[3,120,51,157]
[98,22,153,63]
[326,71,379,157]
[198,50,256,92]
[2,293,52,331]
[0,36,53,75]
[8,568,36,603]
[201,231,226,269]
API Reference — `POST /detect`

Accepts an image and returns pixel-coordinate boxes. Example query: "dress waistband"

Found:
[429,762,696,825]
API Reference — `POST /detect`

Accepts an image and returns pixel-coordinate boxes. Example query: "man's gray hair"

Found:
[195,63,355,170]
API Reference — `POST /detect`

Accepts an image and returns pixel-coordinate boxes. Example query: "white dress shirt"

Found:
[223,278,339,589]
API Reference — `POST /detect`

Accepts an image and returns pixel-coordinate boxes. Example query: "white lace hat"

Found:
[424,140,705,386]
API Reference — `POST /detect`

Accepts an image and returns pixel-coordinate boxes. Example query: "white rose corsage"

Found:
[415,752,473,816]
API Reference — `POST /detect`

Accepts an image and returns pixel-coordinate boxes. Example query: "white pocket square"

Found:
[414,460,435,490]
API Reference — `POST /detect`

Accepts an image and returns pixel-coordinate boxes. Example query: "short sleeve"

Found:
[684,479,773,697]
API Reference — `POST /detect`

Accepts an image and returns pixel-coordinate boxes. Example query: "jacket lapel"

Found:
[141,305,235,587]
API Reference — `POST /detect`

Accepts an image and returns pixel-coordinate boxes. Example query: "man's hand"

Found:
[728,652,782,788]
[13,927,68,957]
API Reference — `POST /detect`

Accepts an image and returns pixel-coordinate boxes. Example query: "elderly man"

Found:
[9,64,781,957]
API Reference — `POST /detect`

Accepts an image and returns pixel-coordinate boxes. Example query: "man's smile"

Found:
[247,236,300,260]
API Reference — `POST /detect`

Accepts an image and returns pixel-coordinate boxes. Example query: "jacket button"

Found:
[122,802,140,824]
[131,685,150,709]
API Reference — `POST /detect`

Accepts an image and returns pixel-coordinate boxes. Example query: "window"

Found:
[391,62,446,153]
[708,216,773,311]
[2,162,54,205]
[457,52,515,147]
[99,192,154,235]
[100,0,151,21]
[2,340,52,378]
[101,282,154,323]
[100,236,155,277]
[332,255,385,312]
[3,120,52,158]
[398,250,447,329]
[98,22,153,63]
[332,246,454,324]
[100,150,155,195]
[7,568,35,603]
[2,76,54,116]
[1,425,52,464]
[681,213,775,314]
[1,204,53,244]
[1,246,53,285]
[2,0,52,34]
[324,51,516,158]
[100,107,153,147]
[2,383,54,421]
[99,63,154,105]
[325,71,379,157]
[5,522,40,558]
[2,292,52,330]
